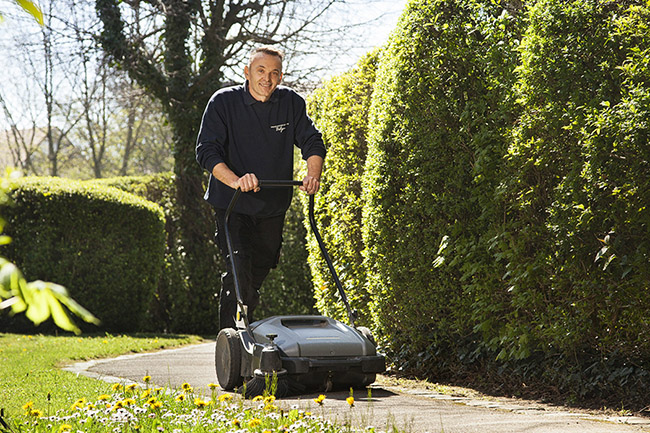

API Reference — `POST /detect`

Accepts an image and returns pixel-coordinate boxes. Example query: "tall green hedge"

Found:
[1,177,165,332]
[306,50,380,326]
[362,0,523,371]
[496,0,650,398]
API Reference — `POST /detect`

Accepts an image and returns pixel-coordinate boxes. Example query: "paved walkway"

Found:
[63,342,650,433]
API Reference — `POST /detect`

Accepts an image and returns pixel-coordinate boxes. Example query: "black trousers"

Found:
[214,209,285,330]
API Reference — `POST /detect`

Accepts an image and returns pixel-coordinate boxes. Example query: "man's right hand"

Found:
[237,173,260,192]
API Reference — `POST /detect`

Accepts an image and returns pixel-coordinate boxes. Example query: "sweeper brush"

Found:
[215,180,385,398]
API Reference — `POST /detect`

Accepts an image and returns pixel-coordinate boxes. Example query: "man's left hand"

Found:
[300,175,320,195]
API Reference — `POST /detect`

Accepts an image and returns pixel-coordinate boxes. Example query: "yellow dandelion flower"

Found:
[98,394,111,401]
[123,398,136,406]
[264,395,276,403]
[346,396,355,407]
[152,401,163,409]
[208,383,218,390]
[126,383,139,392]
[248,418,261,428]
[29,409,43,418]
[112,383,123,391]
[314,394,326,405]
[22,401,34,411]
[70,398,86,411]
[194,398,209,408]
[264,403,278,411]
[143,375,152,383]
[218,394,232,402]
[141,389,151,399]
[153,387,164,394]
[59,424,72,433]
[232,419,240,427]
[181,382,193,393]
[175,394,185,402]
[252,395,264,402]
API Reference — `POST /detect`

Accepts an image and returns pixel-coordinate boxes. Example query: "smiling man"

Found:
[196,46,326,330]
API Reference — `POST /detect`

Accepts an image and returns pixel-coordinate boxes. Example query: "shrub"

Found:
[0,177,165,332]
[362,0,524,372]
[305,50,381,326]
[497,0,650,400]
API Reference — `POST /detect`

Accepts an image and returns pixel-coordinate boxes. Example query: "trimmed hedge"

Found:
[1,177,165,332]
[362,0,523,370]
[311,0,650,406]
[306,49,381,326]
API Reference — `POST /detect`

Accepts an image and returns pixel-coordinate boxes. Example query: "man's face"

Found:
[244,52,283,102]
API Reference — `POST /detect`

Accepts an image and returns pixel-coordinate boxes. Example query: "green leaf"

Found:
[15,0,43,25]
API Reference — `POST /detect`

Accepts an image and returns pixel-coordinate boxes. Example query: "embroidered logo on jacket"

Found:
[271,123,289,133]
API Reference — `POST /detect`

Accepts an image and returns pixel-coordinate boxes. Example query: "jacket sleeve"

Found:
[292,92,326,161]
[196,94,228,174]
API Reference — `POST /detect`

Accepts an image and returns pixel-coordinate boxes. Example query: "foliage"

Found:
[0,172,99,334]
[0,177,165,332]
[306,49,381,326]
[361,0,524,369]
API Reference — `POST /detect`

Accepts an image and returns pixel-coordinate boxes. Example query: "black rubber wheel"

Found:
[215,328,243,390]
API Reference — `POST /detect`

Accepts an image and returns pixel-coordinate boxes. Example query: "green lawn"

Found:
[0,333,371,433]
[0,333,202,418]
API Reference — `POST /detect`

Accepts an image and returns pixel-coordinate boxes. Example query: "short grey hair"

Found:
[250,45,285,64]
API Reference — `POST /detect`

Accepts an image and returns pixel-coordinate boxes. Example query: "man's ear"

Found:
[244,65,250,80]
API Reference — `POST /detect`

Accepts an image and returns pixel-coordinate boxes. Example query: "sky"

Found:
[0,0,410,130]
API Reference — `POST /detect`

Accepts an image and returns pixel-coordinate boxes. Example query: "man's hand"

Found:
[237,173,260,192]
[300,175,320,195]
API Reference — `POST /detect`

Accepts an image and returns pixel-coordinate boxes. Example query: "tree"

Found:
[95,0,352,332]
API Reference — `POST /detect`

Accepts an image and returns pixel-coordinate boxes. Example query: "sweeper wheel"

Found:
[215,328,243,390]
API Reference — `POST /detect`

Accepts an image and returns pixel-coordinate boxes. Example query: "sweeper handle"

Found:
[224,180,358,332]
[260,179,358,327]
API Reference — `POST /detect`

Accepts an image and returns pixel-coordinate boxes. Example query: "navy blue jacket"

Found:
[196,82,326,216]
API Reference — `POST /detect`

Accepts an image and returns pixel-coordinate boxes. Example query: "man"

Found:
[196,46,326,330]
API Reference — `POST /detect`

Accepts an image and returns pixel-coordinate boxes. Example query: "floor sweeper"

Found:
[215,180,385,397]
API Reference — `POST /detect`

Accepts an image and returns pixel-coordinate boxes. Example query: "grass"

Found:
[0,333,391,433]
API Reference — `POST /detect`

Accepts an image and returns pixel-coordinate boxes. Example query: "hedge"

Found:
[361,0,523,372]
[0,177,165,332]
[306,49,381,326]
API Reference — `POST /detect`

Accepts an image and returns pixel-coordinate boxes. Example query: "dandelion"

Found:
[208,383,218,390]
[29,409,43,418]
[112,383,123,392]
[314,394,326,405]
[248,418,261,428]
[98,394,111,401]
[141,389,151,399]
[143,375,152,383]
[122,398,136,406]
[126,384,139,392]
[181,382,193,393]
[346,396,355,407]
[59,424,72,433]
[22,401,34,411]
[195,398,211,408]
[218,394,232,402]
[252,395,264,402]
[232,419,241,427]
[70,398,86,411]
[175,394,185,402]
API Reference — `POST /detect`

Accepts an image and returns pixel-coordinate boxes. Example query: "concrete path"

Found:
[63,342,650,433]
